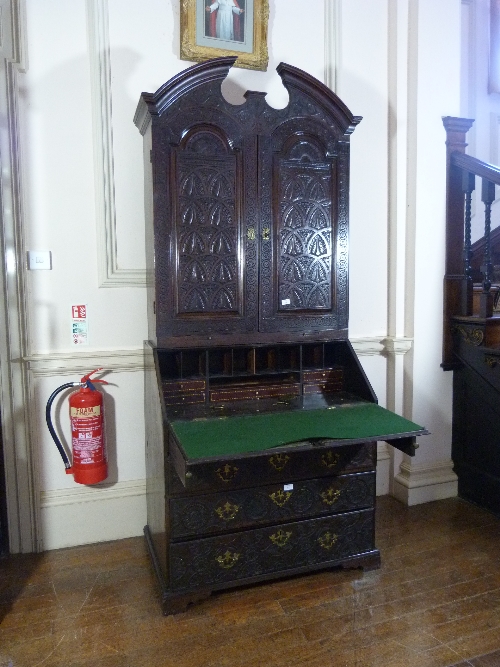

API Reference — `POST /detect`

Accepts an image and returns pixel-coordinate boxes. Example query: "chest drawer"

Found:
[169,508,375,592]
[169,436,376,491]
[170,471,375,539]
[303,382,344,394]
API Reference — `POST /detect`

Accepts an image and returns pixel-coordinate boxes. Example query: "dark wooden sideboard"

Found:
[135,58,427,615]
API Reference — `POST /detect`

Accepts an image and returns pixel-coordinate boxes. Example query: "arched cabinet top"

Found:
[134,57,361,139]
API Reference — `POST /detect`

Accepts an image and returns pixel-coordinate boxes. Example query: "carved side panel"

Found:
[174,130,240,315]
[259,132,342,335]
[278,157,333,311]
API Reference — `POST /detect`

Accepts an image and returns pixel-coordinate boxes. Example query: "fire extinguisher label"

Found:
[70,405,101,418]
[71,412,106,466]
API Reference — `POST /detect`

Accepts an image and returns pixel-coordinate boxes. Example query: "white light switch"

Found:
[28,251,52,270]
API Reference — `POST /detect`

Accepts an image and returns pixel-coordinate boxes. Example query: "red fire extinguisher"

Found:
[46,369,108,485]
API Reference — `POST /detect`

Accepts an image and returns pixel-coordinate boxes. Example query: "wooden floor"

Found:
[1,496,500,667]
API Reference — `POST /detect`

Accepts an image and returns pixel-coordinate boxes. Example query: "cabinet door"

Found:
[160,124,259,340]
[258,132,349,335]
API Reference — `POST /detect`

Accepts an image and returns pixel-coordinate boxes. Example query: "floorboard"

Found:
[1,496,500,666]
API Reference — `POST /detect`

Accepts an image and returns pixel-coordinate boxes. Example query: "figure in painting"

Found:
[206,0,245,43]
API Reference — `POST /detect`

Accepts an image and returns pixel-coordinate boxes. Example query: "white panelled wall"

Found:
[0,0,462,552]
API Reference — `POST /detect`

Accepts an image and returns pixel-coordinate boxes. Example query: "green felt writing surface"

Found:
[170,403,425,460]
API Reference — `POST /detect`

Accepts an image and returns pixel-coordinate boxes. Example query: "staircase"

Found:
[443,117,500,514]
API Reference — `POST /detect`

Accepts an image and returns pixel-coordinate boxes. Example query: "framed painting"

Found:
[180,0,269,71]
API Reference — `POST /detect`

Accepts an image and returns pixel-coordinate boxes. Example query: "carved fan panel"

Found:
[175,154,240,315]
[278,162,333,311]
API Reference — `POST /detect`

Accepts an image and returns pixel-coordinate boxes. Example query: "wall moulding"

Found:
[25,347,145,377]
[86,0,147,288]
[24,338,411,375]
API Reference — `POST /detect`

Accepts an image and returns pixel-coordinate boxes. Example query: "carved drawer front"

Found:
[302,369,344,384]
[163,380,206,406]
[170,436,376,491]
[170,471,376,539]
[163,380,206,393]
[209,384,300,403]
[303,382,344,395]
[169,508,375,592]
[164,392,206,406]
[302,369,344,394]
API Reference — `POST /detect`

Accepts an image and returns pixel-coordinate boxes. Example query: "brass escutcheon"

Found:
[262,227,270,241]
[216,550,240,569]
[269,454,290,471]
[318,531,338,550]
[247,227,256,241]
[269,489,292,507]
[321,451,340,468]
[215,501,240,521]
[270,529,292,547]
[321,488,341,505]
[216,464,239,483]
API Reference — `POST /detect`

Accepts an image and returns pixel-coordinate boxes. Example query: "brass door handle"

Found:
[262,227,270,241]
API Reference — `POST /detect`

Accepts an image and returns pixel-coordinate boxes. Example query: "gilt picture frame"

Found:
[180,0,269,71]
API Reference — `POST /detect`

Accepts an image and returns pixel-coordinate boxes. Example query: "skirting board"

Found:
[393,460,458,506]
[40,479,146,550]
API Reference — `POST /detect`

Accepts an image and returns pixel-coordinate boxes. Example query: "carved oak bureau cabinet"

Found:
[135,58,426,615]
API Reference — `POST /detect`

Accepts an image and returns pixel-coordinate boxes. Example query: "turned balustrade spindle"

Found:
[480,178,495,318]
[462,170,475,315]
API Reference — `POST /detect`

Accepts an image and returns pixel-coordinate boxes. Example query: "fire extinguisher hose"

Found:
[45,382,81,470]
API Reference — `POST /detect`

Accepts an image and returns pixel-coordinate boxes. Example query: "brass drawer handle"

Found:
[270,529,292,547]
[321,488,341,505]
[216,464,239,482]
[318,531,338,550]
[269,454,290,471]
[216,550,240,569]
[485,355,498,368]
[269,489,292,507]
[215,502,239,521]
[321,451,340,468]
